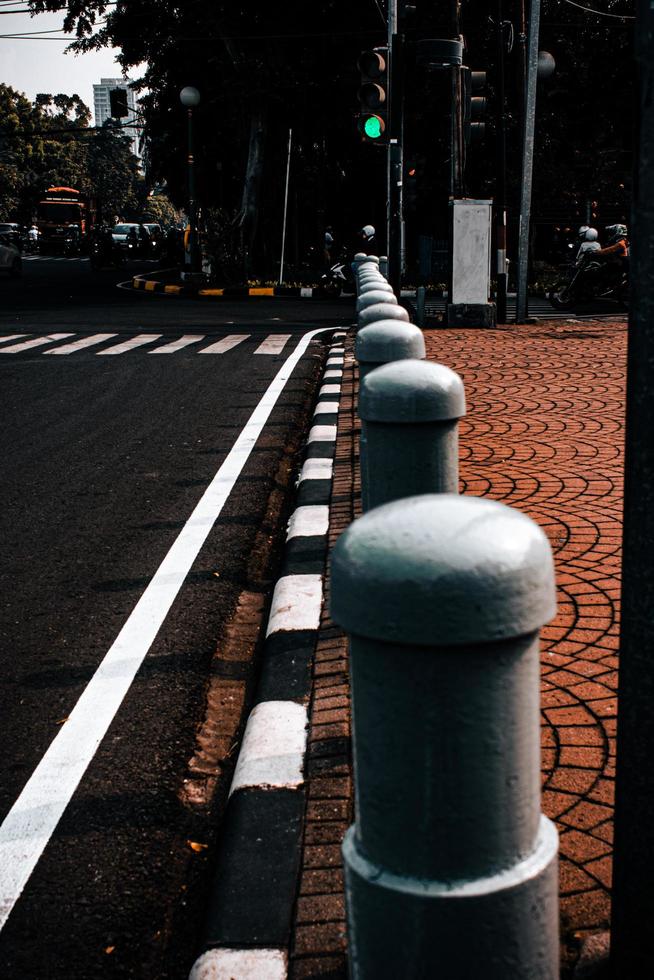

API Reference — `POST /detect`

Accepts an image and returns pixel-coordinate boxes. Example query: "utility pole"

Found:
[611,2,654,975]
[387,0,404,298]
[515,0,541,324]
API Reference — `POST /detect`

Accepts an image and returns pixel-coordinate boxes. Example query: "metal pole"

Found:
[495,0,508,323]
[611,2,654,975]
[279,128,292,285]
[515,0,541,324]
[387,3,404,298]
[187,107,200,274]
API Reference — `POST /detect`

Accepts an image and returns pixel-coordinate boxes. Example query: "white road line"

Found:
[254,334,291,355]
[0,333,74,354]
[190,948,287,980]
[308,424,338,443]
[199,334,249,354]
[319,383,341,397]
[0,335,28,345]
[266,573,323,636]
[148,335,205,354]
[323,369,343,380]
[299,458,333,482]
[287,505,329,540]
[96,334,162,355]
[326,357,344,367]
[0,325,329,933]
[229,701,307,795]
[44,333,117,355]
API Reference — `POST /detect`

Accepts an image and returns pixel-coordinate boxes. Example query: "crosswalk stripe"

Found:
[0,335,28,345]
[149,335,206,354]
[96,334,162,355]
[0,333,74,354]
[254,334,291,355]
[199,334,249,354]
[44,333,118,355]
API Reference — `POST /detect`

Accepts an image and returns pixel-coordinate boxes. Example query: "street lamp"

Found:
[179,86,201,277]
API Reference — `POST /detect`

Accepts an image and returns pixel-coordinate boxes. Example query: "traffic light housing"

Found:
[357,47,389,144]
[462,69,487,145]
[109,88,129,119]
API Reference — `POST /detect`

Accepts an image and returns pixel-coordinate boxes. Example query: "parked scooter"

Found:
[320,255,355,296]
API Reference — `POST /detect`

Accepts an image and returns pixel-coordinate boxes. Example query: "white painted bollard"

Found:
[331,494,559,980]
[359,359,466,510]
[355,321,425,382]
[356,291,397,314]
[359,281,394,296]
[358,303,410,329]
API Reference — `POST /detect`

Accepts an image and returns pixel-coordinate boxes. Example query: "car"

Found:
[111,222,150,253]
[0,222,22,250]
[0,233,22,277]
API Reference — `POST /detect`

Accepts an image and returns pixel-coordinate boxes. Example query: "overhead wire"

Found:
[560,0,634,19]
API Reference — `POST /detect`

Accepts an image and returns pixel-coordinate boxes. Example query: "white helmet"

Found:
[361,224,376,241]
[577,225,589,240]
[584,228,599,242]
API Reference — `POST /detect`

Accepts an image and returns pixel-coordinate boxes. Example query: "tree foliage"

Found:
[26,0,635,274]
[0,83,143,222]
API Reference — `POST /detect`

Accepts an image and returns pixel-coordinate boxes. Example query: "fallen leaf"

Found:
[187,840,208,853]
[55,717,69,726]
[104,946,115,955]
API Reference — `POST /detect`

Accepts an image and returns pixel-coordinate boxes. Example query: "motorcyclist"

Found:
[356,224,376,256]
[591,224,629,264]
[575,227,601,266]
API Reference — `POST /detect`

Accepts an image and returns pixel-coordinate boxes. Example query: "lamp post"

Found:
[179,86,201,278]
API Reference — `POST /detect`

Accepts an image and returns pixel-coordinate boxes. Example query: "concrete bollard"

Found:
[358,303,410,329]
[356,291,397,314]
[359,281,394,296]
[331,493,559,980]
[355,321,425,382]
[359,359,466,511]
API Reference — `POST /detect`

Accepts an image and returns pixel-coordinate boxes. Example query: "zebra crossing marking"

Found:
[199,334,250,354]
[44,333,118,355]
[0,333,74,354]
[96,334,162,355]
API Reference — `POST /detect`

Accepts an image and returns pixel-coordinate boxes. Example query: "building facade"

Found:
[93,78,140,159]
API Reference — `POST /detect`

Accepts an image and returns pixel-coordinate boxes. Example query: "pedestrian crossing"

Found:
[0,332,296,357]
[22,255,89,262]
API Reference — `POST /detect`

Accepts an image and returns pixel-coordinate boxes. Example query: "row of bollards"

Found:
[330,257,560,978]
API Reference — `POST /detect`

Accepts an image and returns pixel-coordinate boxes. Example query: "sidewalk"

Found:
[288,316,626,979]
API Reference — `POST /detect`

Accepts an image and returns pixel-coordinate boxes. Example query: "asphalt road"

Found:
[0,256,352,977]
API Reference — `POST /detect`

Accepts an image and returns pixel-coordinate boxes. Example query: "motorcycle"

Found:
[548,254,628,310]
[320,257,355,297]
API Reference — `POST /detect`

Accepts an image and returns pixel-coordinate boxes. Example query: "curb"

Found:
[188,330,348,980]
[131,275,349,299]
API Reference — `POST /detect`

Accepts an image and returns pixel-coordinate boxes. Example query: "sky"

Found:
[0,6,135,115]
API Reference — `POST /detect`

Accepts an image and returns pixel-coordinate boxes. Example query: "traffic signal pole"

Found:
[515,0,541,323]
[387,0,403,298]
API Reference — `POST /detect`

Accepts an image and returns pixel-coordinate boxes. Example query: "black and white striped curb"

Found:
[189,330,348,980]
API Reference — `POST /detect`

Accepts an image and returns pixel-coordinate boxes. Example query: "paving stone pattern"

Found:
[289,319,626,978]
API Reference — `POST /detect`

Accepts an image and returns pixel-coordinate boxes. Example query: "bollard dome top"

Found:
[358,303,410,327]
[331,494,556,645]
[356,291,398,313]
[356,322,426,365]
[359,359,465,422]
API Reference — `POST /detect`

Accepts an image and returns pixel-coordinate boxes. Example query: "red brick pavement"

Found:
[289,318,626,978]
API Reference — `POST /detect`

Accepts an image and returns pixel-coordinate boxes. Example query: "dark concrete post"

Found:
[611,2,654,975]
[331,494,559,979]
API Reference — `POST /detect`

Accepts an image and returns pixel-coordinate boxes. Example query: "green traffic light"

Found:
[363,115,383,139]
